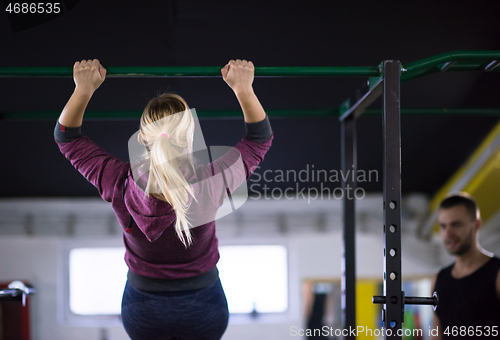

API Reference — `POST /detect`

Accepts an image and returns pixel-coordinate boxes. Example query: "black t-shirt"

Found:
[434,256,500,338]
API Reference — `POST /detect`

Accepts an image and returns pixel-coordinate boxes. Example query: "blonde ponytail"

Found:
[139,94,197,248]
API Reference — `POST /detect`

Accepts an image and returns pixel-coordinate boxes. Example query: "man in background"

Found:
[431,193,500,339]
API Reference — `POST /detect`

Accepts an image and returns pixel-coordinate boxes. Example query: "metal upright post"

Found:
[382,60,403,339]
[341,115,357,339]
[372,60,438,334]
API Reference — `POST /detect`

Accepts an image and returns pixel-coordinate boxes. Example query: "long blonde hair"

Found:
[139,93,197,248]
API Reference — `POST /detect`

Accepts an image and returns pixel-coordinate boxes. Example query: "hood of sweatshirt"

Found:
[124,165,209,243]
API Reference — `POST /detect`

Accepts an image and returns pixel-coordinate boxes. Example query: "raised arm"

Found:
[58,59,106,127]
[198,59,273,195]
[221,59,266,123]
[54,59,128,203]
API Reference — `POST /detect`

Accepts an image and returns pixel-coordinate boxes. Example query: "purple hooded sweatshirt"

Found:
[54,118,273,284]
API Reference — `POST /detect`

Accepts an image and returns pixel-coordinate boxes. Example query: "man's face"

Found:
[438,205,477,256]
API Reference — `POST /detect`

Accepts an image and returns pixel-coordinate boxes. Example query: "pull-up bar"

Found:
[402,50,500,81]
[339,50,500,121]
[0,66,380,78]
[0,51,498,78]
[3,108,500,120]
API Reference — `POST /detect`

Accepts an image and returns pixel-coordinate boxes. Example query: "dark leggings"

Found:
[121,278,229,340]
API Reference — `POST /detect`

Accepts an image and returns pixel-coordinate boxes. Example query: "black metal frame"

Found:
[340,115,356,337]
[340,60,437,340]
[381,60,403,338]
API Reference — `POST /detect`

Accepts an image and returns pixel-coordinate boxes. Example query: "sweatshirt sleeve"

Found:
[237,114,273,179]
[207,123,273,197]
[54,121,129,202]
[189,115,273,213]
[244,114,273,142]
[54,121,83,143]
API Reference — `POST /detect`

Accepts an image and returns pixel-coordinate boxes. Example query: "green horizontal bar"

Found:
[404,51,500,73]
[401,50,500,81]
[1,51,499,80]
[401,63,499,82]
[3,109,500,120]
[0,66,381,78]
[368,108,500,116]
[0,110,338,120]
